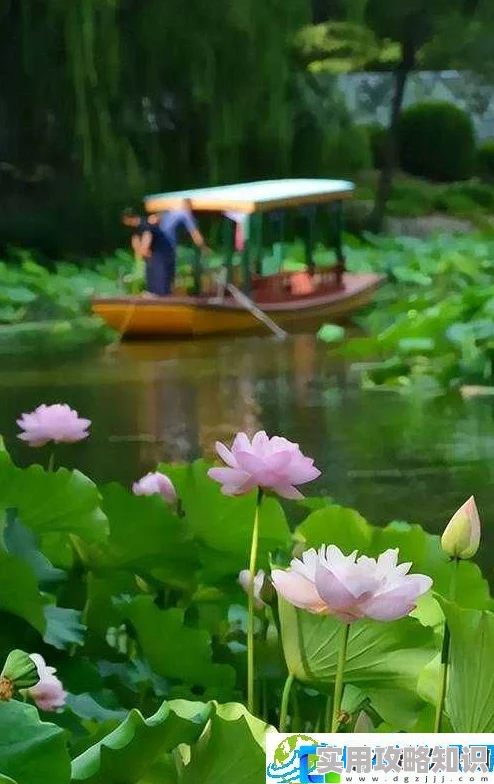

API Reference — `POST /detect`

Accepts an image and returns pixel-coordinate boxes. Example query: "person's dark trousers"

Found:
[146,256,176,295]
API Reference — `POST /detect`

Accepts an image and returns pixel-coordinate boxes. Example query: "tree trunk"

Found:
[367,38,416,233]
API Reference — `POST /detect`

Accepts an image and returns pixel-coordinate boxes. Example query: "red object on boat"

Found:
[290,272,314,296]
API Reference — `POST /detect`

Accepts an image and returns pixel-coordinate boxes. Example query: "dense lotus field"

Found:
[0,403,491,784]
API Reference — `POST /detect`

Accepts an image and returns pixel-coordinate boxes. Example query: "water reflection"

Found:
[2,334,494,554]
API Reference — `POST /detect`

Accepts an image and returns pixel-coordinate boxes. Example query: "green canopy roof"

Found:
[145,178,354,214]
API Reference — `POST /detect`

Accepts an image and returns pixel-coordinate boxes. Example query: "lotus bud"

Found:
[441,496,480,560]
[27,654,66,711]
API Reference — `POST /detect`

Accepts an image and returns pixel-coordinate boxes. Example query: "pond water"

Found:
[2,332,494,553]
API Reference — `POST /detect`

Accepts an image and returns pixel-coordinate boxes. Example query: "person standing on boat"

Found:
[139,198,210,295]
[157,198,208,256]
[121,209,174,295]
[121,209,152,291]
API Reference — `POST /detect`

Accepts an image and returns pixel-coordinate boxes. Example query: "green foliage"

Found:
[398,101,476,182]
[333,232,494,392]
[477,140,494,183]
[0,253,127,326]
[279,600,435,728]
[71,700,211,784]
[0,436,492,775]
[354,171,494,221]
[0,700,71,784]
[182,702,268,784]
[442,601,494,732]
[317,324,346,343]
[121,598,236,701]
[294,21,380,73]
[0,252,129,358]
[0,460,108,543]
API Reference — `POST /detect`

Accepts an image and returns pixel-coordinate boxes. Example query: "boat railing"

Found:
[178,264,343,303]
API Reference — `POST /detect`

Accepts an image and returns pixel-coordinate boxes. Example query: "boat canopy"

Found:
[145,178,354,214]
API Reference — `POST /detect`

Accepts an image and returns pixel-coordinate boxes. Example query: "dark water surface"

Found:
[2,333,494,548]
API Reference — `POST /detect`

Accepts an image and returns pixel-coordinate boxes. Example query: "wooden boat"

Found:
[92,178,384,338]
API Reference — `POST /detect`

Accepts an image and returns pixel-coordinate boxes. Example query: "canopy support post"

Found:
[251,213,263,275]
[332,201,345,288]
[304,206,316,274]
[222,216,235,286]
[241,215,252,293]
[272,211,285,272]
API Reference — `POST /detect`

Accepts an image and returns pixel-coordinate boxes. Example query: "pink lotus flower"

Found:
[239,569,266,608]
[17,404,90,447]
[271,548,328,613]
[272,546,432,623]
[28,654,67,712]
[132,471,177,504]
[208,431,320,499]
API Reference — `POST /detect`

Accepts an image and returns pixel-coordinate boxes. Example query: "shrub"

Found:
[397,101,475,182]
[364,122,388,169]
[387,177,436,216]
[446,181,494,210]
[430,181,494,215]
[477,140,494,183]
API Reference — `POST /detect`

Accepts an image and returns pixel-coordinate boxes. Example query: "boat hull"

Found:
[92,273,383,338]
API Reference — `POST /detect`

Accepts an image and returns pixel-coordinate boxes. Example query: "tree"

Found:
[364,0,485,231]
[0,0,312,255]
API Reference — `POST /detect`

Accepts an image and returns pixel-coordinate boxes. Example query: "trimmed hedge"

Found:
[397,101,475,182]
[477,140,494,183]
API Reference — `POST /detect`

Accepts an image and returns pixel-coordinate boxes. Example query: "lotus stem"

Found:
[279,673,294,732]
[433,557,459,733]
[247,487,263,714]
[331,623,350,733]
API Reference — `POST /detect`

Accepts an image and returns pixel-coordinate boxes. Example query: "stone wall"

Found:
[333,70,494,140]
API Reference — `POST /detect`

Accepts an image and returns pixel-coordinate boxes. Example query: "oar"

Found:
[226,282,287,340]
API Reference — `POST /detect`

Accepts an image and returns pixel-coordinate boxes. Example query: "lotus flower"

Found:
[28,654,66,712]
[272,546,432,623]
[271,548,328,613]
[239,569,266,608]
[441,496,480,560]
[208,431,320,499]
[132,472,177,504]
[17,404,90,447]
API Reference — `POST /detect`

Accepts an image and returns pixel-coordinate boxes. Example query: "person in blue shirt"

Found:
[158,198,207,251]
